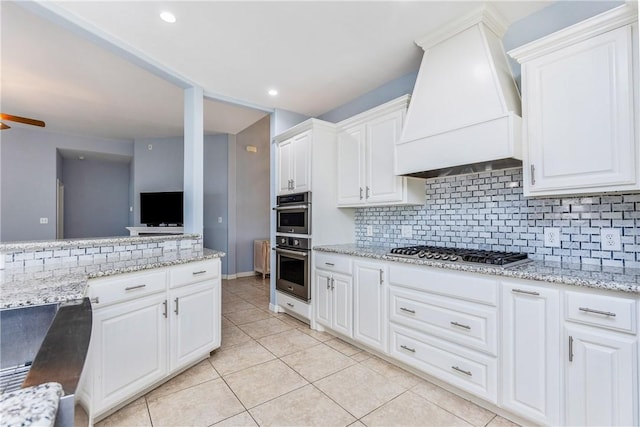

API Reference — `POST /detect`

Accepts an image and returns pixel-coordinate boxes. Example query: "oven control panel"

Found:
[276,236,310,251]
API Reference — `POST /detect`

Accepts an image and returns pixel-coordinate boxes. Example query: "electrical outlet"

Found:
[543,228,560,247]
[600,228,622,251]
[217,217,223,224]
[39,217,48,224]
[366,225,373,236]
[401,225,413,238]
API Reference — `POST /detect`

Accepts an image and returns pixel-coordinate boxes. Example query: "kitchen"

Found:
[1,0,637,424]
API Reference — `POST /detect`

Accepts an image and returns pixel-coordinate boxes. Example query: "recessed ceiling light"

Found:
[78,155,85,160]
[160,11,176,23]
[268,89,278,96]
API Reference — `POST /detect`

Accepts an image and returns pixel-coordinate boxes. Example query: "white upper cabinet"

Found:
[337,96,425,207]
[277,131,311,195]
[509,5,638,196]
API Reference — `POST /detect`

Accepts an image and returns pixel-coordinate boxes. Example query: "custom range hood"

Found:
[396,4,522,179]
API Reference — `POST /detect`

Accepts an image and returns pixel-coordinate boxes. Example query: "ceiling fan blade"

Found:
[0,122,11,130]
[0,113,45,127]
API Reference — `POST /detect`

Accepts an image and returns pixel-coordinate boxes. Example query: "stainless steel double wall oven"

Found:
[274,192,311,301]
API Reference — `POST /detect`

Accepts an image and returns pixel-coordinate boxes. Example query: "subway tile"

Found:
[353,167,640,267]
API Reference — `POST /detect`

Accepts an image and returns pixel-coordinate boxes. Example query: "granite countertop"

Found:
[0,248,225,309]
[0,382,63,427]
[314,244,640,294]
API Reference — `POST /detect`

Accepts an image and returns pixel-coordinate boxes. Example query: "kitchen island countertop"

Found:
[314,244,640,294]
[0,248,225,310]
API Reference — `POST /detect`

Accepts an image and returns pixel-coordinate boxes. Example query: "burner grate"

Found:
[388,245,529,267]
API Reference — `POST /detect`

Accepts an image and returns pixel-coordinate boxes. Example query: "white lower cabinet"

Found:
[565,326,638,426]
[501,281,560,426]
[390,323,498,402]
[169,280,220,372]
[91,292,167,414]
[353,261,387,353]
[80,259,221,421]
[564,290,638,426]
[312,252,640,426]
[315,268,352,337]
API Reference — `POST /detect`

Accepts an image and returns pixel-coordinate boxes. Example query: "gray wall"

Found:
[132,136,184,226]
[235,116,270,274]
[318,71,418,123]
[0,128,133,242]
[62,157,131,238]
[203,134,230,274]
[271,109,309,135]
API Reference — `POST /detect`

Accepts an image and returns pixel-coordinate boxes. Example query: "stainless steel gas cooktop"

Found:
[388,245,530,268]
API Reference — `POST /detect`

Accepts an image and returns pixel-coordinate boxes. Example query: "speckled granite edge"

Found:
[0,249,225,309]
[314,244,640,294]
[0,382,63,427]
[87,248,225,278]
[0,234,202,252]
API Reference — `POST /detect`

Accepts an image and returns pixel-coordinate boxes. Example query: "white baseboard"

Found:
[222,271,263,280]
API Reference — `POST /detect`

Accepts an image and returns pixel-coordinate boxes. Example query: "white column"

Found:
[184,87,204,235]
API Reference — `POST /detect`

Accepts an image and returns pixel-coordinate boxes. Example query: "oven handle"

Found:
[273,205,309,211]
[275,248,309,257]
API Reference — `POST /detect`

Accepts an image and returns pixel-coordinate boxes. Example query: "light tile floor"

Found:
[78,275,520,427]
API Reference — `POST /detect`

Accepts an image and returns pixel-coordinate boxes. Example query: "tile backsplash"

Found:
[356,167,640,268]
[2,235,203,281]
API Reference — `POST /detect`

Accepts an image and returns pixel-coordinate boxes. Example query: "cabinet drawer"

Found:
[170,260,220,289]
[565,291,637,334]
[389,265,498,306]
[390,323,497,403]
[315,253,352,275]
[390,288,497,355]
[276,290,311,321]
[88,269,167,307]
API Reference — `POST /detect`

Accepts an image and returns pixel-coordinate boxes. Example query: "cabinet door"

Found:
[501,283,560,425]
[525,26,636,195]
[93,294,167,413]
[337,124,366,206]
[565,325,637,426]
[331,272,353,337]
[277,138,293,195]
[315,270,332,329]
[291,131,311,193]
[366,110,405,203]
[169,280,220,372]
[353,261,387,352]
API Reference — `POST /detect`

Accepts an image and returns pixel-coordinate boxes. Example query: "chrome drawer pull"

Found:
[450,321,471,330]
[568,335,574,362]
[286,302,294,308]
[192,270,207,275]
[125,284,146,291]
[163,300,168,318]
[579,307,616,317]
[511,288,540,296]
[452,366,472,376]
[174,298,179,315]
[400,345,415,353]
[325,262,335,266]
[400,307,415,314]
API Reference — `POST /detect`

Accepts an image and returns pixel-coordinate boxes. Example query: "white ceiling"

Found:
[0,1,551,140]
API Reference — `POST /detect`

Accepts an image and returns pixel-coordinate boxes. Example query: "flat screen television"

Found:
[140,191,183,226]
